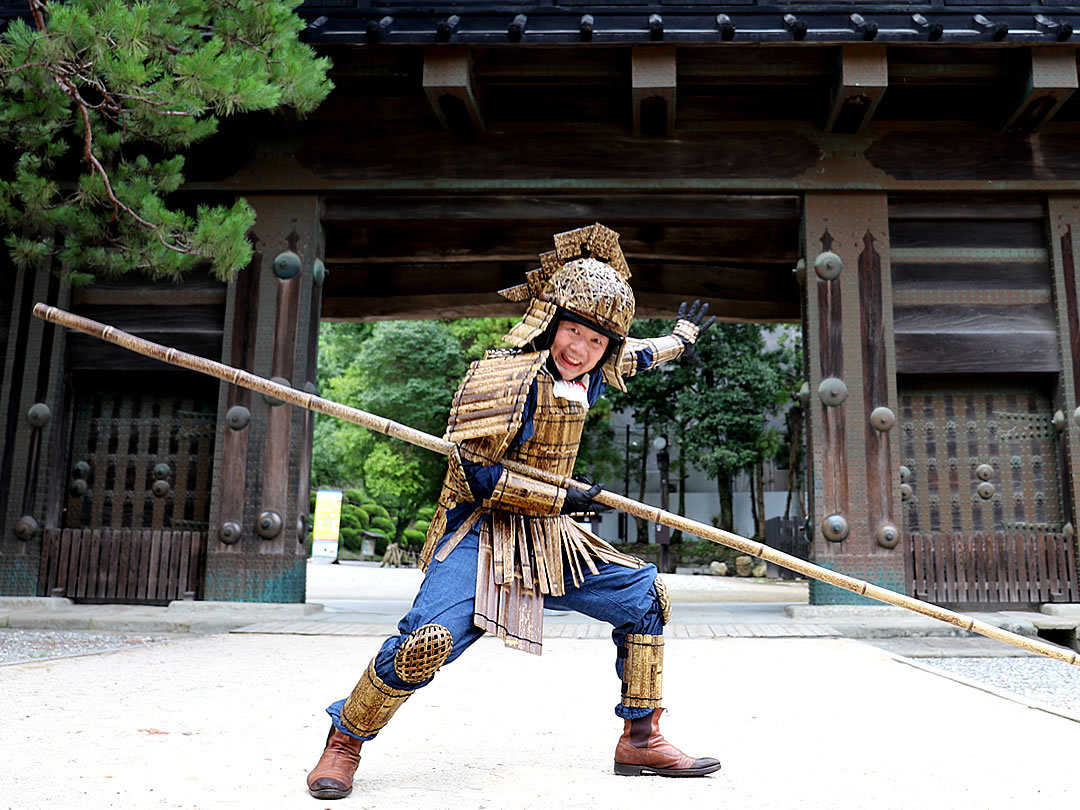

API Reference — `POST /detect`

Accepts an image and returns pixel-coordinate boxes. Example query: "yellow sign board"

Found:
[312,489,343,558]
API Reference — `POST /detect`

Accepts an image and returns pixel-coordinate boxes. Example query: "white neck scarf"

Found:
[552,374,590,408]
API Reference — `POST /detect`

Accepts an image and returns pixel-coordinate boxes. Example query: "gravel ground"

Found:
[0,629,177,665]
[920,656,1080,717]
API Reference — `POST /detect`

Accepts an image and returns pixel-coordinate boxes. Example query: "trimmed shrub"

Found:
[402,528,426,548]
[364,502,390,519]
[353,506,370,530]
[370,515,396,534]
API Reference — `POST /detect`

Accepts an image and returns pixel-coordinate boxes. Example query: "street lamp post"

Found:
[654,435,671,573]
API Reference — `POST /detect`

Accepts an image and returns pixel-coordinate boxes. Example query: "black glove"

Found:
[561,477,607,514]
[673,299,716,363]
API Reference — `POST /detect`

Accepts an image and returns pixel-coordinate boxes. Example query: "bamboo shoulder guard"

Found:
[443,350,548,464]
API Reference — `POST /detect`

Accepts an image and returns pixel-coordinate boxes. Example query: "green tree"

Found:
[678,324,781,535]
[325,320,465,540]
[442,317,515,362]
[0,0,331,282]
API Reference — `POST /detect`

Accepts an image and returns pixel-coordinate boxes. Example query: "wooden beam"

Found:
[323,223,800,266]
[320,292,800,323]
[825,45,887,135]
[999,47,1077,135]
[632,46,676,136]
[423,46,484,134]
[321,194,801,224]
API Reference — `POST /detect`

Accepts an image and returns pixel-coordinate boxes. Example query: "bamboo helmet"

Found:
[498,223,636,391]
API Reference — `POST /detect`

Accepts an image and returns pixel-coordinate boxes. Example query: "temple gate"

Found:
[2,0,1080,605]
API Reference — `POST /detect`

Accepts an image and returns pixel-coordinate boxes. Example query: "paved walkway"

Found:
[3,632,1078,810]
[3,560,1079,809]
[2,560,1076,656]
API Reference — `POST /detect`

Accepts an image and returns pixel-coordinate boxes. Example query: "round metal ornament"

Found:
[225,405,251,430]
[272,251,302,280]
[27,402,51,427]
[256,510,283,539]
[870,406,895,431]
[818,377,848,407]
[813,251,843,280]
[876,523,900,549]
[1053,410,1067,432]
[219,521,242,545]
[821,513,850,542]
[14,515,39,540]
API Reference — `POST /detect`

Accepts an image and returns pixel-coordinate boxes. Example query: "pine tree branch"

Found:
[0,60,52,75]
[192,21,286,68]
[26,0,193,257]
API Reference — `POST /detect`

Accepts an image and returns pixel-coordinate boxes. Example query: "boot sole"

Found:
[614,762,722,777]
[308,785,353,799]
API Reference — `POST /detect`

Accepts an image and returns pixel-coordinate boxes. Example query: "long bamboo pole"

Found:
[33,303,1080,667]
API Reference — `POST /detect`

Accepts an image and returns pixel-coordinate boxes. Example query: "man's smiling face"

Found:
[549,319,610,380]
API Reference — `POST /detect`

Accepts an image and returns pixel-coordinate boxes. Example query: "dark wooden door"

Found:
[900,378,1068,604]
[899,379,1063,536]
[38,528,206,604]
[54,375,216,602]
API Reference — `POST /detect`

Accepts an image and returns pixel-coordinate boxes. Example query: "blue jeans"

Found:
[327,518,663,740]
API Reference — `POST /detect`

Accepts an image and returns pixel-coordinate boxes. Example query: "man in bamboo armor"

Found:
[307,223,720,799]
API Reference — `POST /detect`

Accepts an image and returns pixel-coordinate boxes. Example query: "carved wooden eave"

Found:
[294,2,1080,47]
[133,3,1080,321]
[825,45,887,135]
[423,46,485,134]
[1000,46,1078,134]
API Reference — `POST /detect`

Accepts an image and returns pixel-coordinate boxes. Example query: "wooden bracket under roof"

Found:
[423,46,485,135]
[632,46,676,137]
[825,44,888,135]
[999,46,1077,135]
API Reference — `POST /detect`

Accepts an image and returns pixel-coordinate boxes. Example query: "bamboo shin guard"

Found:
[341,660,413,739]
[620,634,664,710]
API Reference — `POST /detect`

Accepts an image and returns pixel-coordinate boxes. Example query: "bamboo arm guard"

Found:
[619,335,686,379]
[483,467,566,515]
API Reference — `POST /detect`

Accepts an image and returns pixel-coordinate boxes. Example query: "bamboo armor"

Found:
[654,576,672,625]
[620,634,665,710]
[341,624,454,738]
[341,660,413,739]
[421,353,643,655]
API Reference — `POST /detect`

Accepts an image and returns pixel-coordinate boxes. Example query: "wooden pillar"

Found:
[204,195,323,602]
[0,259,68,596]
[1047,196,1080,563]
[803,193,902,604]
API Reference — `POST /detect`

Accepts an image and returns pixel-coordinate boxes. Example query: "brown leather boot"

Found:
[307,726,364,799]
[614,709,721,777]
